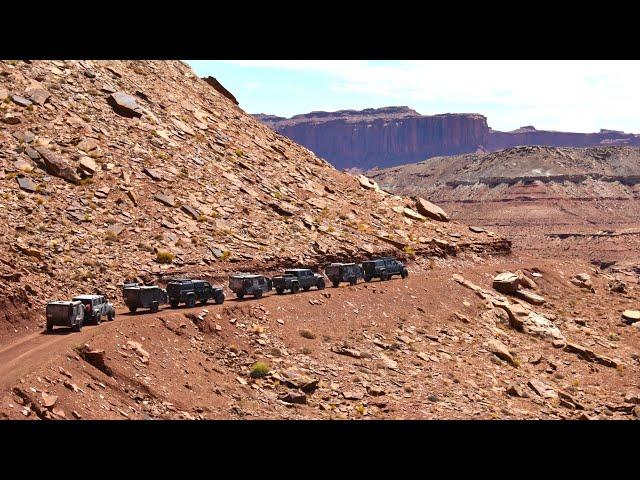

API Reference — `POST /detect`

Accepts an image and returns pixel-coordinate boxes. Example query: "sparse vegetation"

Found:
[156,250,174,264]
[220,250,231,261]
[104,230,118,242]
[403,245,416,256]
[299,329,316,340]
[249,361,270,378]
[235,149,244,157]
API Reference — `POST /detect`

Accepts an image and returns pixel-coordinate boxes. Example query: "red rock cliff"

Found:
[256,107,489,169]
[255,107,640,170]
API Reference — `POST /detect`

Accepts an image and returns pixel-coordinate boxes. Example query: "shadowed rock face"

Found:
[255,107,640,170]
[256,107,489,169]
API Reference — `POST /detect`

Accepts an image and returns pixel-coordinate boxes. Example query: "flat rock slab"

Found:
[493,272,520,293]
[35,146,81,184]
[622,310,640,324]
[416,197,449,222]
[155,194,177,208]
[107,92,143,118]
[17,176,37,193]
[27,88,50,105]
[11,94,32,107]
[515,289,546,305]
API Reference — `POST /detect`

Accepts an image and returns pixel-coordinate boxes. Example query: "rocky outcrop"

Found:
[203,76,239,105]
[255,107,640,170]
[256,107,489,169]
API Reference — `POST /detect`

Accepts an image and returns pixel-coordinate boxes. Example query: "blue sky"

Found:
[186,60,640,133]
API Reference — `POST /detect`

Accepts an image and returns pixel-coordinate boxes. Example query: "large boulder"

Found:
[570,273,595,293]
[622,310,640,324]
[34,147,81,184]
[107,92,143,118]
[493,272,520,293]
[415,197,449,222]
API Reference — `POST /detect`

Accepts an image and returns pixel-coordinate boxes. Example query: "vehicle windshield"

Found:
[229,277,245,289]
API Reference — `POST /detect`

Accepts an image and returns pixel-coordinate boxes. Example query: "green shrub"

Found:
[250,362,269,378]
[156,250,174,264]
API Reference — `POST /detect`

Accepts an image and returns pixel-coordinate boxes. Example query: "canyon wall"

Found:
[255,108,640,170]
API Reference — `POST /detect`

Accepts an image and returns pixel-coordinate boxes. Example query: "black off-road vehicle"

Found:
[229,274,272,299]
[272,269,326,294]
[123,282,168,313]
[46,300,85,332]
[166,279,225,308]
[324,263,364,287]
[72,294,116,325]
[361,257,409,282]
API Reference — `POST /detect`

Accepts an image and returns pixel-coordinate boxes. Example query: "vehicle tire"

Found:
[215,292,225,305]
[401,268,409,279]
[73,321,82,332]
[364,275,372,282]
[108,310,115,321]
[201,297,208,306]
[317,279,325,290]
[94,314,101,325]
[381,272,389,281]
[46,322,53,333]
[291,283,300,294]
[129,305,137,314]
[276,287,285,295]
[303,286,311,292]
[236,292,244,300]
[186,296,196,308]
[169,299,179,308]
[332,280,339,288]
[349,277,357,286]
[150,302,159,313]
[254,290,263,299]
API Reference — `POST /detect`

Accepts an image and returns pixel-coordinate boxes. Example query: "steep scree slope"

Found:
[0,61,507,339]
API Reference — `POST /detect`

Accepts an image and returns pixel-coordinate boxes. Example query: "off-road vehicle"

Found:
[166,279,225,308]
[122,282,168,313]
[272,269,326,294]
[361,257,409,282]
[324,263,364,287]
[46,300,85,332]
[229,274,272,299]
[72,294,116,325]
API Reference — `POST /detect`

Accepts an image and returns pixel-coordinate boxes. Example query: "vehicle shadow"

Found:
[41,328,77,336]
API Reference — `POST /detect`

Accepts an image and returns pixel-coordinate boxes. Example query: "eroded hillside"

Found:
[0,60,507,340]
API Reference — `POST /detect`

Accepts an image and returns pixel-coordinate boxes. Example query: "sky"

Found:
[186,60,640,133]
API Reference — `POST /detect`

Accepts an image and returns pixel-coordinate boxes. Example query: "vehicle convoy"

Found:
[272,269,326,294]
[229,274,272,299]
[361,257,409,282]
[72,294,115,325]
[46,300,85,332]
[324,262,364,287]
[166,279,225,308]
[123,283,168,313]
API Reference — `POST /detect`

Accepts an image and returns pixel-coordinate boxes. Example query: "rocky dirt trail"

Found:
[1,255,638,420]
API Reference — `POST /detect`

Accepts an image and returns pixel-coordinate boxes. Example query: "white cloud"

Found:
[222,60,640,132]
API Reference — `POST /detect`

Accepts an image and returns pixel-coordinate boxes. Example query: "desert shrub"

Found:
[235,149,244,157]
[299,329,316,340]
[104,230,118,242]
[220,250,231,261]
[156,250,174,264]
[403,246,416,256]
[249,362,269,378]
